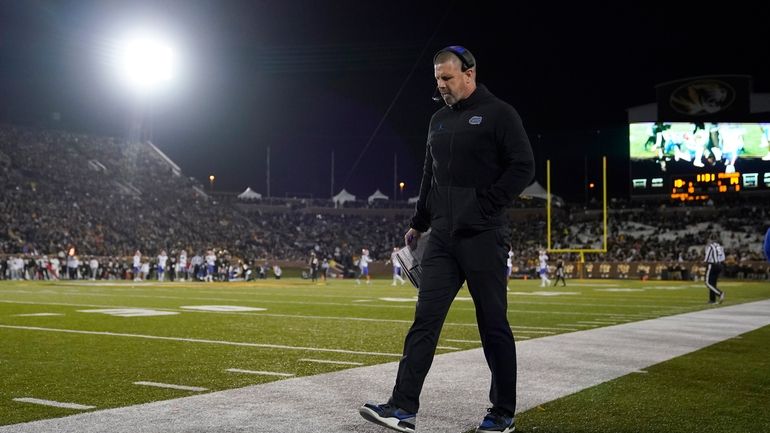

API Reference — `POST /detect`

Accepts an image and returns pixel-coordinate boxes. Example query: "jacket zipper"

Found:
[447,110,458,236]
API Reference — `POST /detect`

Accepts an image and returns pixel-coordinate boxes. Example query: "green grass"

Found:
[0,278,768,427]
[513,325,770,433]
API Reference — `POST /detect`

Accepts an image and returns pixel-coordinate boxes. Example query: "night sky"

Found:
[1,1,768,202]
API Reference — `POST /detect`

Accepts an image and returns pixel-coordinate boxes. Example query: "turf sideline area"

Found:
[1,299,768,433]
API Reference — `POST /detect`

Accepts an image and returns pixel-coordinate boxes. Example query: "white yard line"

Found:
[225,369,295,377]
[133,382,207,392]
[12,398,95,410]
[512,330,555,335]
[0,325,402,357]
[298,358,363,366]
[444,339,479,344]
[0,300,689,327]
[12,313,64,317]
[0,289,695,311]
[577,321,618,325]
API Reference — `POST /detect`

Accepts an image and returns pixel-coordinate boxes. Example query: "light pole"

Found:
[112,31,178,144]
[399,181,405,201]
[209,174,215,192]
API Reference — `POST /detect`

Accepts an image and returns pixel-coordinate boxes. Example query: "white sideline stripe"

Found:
[13,313,64,317]
[0,325,402,357]
[435,346,459,350]
[445,339,479,343]
[558,323,596,328]
[578,321,617,325]
[134,382,207,392]
[299,358,363,366]
[12,398,95,410]
[225,369,295,377]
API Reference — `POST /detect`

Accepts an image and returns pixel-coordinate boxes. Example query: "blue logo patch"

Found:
[469,116,482,125]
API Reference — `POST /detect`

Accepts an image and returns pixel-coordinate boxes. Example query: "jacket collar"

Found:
[450,83,490,111]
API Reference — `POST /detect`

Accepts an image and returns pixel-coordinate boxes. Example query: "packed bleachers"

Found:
[1,125,768,281]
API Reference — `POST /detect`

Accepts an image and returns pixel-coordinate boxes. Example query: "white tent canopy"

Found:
[519,181,564,206]
[407,196,419,204]
[367,189,389,204]
[237,187,262,200]
[332,189,356,206]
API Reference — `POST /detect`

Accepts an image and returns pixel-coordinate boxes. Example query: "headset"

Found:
[433,45,475,72]
[431,46,476,102]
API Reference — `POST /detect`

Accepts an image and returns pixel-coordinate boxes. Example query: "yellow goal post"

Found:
[546,156,608,278]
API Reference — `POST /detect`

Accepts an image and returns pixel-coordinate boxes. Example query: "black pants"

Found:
[389,228,516,415]
[553,275,566,286]
[706,263,722,301]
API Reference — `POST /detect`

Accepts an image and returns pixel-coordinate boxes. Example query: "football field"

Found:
[1,278,769,430]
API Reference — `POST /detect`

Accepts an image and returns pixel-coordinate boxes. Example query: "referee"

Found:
[704,234,725,304]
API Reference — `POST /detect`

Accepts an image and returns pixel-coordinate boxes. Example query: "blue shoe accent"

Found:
[476,407,515,432]
[359,402,416,433]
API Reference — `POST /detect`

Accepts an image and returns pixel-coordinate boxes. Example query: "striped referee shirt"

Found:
[704,242,725,264]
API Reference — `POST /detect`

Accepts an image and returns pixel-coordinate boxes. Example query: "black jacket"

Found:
[410,84,535,235]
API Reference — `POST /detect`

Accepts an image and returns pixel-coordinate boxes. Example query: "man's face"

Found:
[434,60,472,106]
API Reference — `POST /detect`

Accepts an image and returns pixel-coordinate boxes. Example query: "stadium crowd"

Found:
[1,125,768,281]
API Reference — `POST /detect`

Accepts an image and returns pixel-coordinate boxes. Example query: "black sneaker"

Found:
[359,402,416,433]
[476,407,515,433]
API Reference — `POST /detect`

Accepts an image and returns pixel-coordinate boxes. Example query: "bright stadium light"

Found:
[115,32,177,95]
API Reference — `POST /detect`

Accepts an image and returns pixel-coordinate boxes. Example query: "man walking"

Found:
[360,46,534,433]
[704,234,725,304]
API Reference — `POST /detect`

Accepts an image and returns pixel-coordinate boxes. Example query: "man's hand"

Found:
[405,228,422,250]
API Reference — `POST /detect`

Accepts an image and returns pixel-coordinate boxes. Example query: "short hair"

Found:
[433,46,476,72]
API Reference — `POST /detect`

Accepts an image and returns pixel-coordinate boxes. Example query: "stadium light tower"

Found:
[112,30,179,144]
[115,32,177,96]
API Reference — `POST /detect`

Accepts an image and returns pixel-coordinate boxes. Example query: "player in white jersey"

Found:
[157,250,168,281]
[718,123,744,173]
[385,247,406,286]
[89,257,99,280]
[140,262,150,280]
[356,248,373,285]
[132,250,142,281]
[538,250,551,287]
[177,250,187,281]
[759,123,770,160]
[204,250,216,282]
[191,253,202,280]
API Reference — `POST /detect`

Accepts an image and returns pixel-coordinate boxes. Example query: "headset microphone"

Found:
[430,45,475,103]
[432,88,442,102]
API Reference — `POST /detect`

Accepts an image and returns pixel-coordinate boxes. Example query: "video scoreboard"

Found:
[629,122,770,200]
